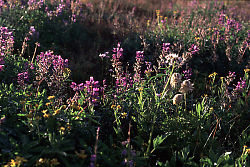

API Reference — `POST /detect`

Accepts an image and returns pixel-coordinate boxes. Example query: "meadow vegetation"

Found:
[0,0,249,166]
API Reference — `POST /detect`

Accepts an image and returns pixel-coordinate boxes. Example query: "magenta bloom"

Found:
[29,26,36,35]
[162,43,171,53]
[0,27,14,56]
[70,82,84,91]
[188,44,199,54]
[113,43,123,59]
[183,68,192,79]
[84,77,100,106]
[235,78,246,92]
[17,71,29,86]
[0,65,4,72]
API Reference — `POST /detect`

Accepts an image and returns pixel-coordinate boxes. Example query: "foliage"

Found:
[0,0,249,167]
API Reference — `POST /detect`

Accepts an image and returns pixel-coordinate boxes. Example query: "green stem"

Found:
[161,63,175,99]
[184,93,187,112]
[146,111,157,157]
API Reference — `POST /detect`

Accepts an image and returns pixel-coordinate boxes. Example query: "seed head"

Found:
[173,94,183,105]
[179,80,194,93]
[170,73,182,88]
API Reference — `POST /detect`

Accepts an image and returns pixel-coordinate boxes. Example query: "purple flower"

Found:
[228,71,236,78]
[129,160,134,167]
[99,52,109,59]
[113,43,123,59]
[0,0,4,7]
[218,13,226,25]
[89,154,96,167]
[84,77,100,106]
[188,44,199,54]
[70,82,84,91]
[111,43,125,88]
[183,68,192,79]
[0,57,4,64]
[0,27,14,56]
[29,63,35,70]
[235,78,246,92]
[17,71,29,86]
[162,43,171,53]
[121,149,127,156]
[134,51,144,83]
[30,26,35,33]
[28,0,44,10]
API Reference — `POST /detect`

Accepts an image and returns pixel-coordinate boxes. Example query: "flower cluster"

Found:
[235,78,246,92]
[70,82,84,92]
[165,53,183,66]
[144,61,153,77]
[17,71,29,86]
[162,43,171,53]
[99,52,109,59]
[84,77,100,106]
[4,156,27,167]
[134,51,144,83]
[28,0,44,10]
[158,43,174,68]
[188,44,199,54]
[70,0,83,23]
[89,154,96,167]
[36,51,69,99]
[111,43,127,89]
[29,26,36,36]
[0,0,3,6]
[36,51,68,76]
[0,27,14,56]
[0,56,4,72]
[113,43,123,59]
[121,149,136,167]
[226,18,242,32]
[225,71,236,85]
[35,158,60,166]
[183,68,192,79]
[208,72,218,78]
[170,72,194,105]
[115,74,133,90]
[46,3,66,18]
[218,13,226,25]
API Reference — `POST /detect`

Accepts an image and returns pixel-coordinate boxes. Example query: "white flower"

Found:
[165,53,183,66]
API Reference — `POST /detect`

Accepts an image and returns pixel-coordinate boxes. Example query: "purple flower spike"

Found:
[84,77,100,106]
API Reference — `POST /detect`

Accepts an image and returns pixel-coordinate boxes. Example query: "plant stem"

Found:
[146,110,157,157]
[31,42,38,63]
[161,63,175,99]
[184,93,187,112]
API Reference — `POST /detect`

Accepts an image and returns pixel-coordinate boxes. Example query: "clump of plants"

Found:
[0,0,249,167]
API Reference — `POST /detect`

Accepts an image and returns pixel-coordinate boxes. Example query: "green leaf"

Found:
[200,157,213,166]
[152,133,169,153]
[196,103,201,117]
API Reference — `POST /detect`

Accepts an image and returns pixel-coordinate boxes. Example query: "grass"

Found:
[0,0,249,166]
